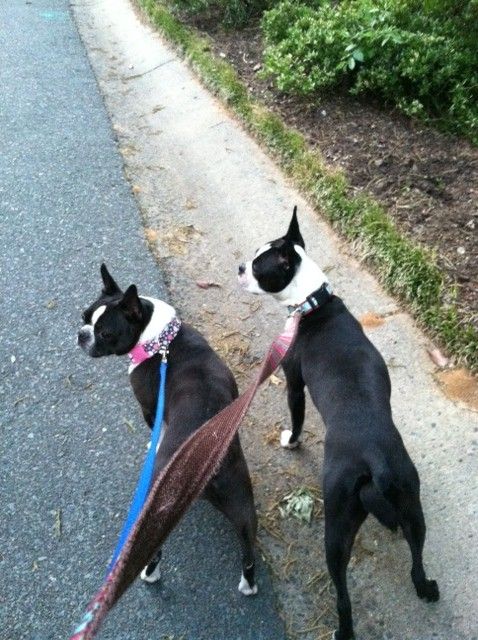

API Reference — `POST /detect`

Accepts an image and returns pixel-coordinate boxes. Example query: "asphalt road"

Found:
[0,2,286,639]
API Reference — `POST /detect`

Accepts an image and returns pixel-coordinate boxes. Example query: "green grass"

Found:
[136,0,478,371]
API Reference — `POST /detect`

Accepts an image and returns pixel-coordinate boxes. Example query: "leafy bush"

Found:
[167,0,272,26]
[262,0,478,142]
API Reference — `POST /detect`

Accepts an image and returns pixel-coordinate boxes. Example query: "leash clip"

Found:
[159,348,169,363]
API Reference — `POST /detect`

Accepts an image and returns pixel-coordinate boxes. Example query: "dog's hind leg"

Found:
[140,548,162,583]
[324,491,367,640]
[398,493,439,602]
[281,359,305,449]
[207,458,258,596]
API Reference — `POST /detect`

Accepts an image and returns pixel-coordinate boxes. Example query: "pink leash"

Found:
[69,314,300,639]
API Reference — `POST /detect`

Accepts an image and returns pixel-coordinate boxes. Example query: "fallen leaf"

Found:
[132,184,141,194]
[196,281,221,289]
[156,225,203,256]
[46,300,57,310]
[427,347,449,369]
[119,145,137,157]
[124,418,136,434]
[144,228,158,244]
[184,198,197,210]
[270,374,283,386]
[279,488,316,524]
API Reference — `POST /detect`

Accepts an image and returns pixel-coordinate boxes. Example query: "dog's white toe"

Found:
[238,574,258,596]
[140,563,161,583]
[280,429,299,449]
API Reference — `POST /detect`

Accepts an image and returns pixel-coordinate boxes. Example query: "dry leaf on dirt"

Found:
[279,487,316,524]
[157,225,203,256]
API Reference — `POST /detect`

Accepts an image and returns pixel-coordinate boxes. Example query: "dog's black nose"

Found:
[77,328,90,346]
[238,263,246,275]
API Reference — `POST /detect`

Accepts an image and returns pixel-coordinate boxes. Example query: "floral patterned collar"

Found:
[128,316,182,370]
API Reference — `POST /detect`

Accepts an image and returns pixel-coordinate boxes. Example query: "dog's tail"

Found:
[359,462,400,531]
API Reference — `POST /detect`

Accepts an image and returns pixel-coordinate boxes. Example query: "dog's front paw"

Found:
[417,578,440,602]
[280,429,300,449]
[140,562,161,584]
[238,574,258,596]
[332,630,354,640]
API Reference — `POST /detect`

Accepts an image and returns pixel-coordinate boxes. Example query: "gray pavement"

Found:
[0,2,286,639]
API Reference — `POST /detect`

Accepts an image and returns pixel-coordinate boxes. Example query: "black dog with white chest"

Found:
[78,264,258,596]
[238,209,439,639]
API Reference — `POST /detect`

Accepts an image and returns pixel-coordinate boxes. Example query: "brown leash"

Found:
[69,313,300,639]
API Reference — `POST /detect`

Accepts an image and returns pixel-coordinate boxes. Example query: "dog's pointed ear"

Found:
[120,284,142,321]
[285,206,305,249]
[100,263,121,296]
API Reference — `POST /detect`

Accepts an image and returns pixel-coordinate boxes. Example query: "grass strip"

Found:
[136,0,478,371]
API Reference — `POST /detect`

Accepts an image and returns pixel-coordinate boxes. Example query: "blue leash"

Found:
[107,356,168,573]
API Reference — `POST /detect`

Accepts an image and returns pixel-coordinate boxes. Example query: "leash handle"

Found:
[106,358,168,573]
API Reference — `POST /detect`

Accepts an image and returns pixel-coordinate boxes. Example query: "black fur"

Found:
[78,265,257,593]
[242,211,439,639]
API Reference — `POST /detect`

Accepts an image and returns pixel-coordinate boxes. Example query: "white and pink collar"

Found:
[128,297,181,373]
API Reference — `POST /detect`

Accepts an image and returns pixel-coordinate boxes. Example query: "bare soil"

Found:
[201,21,478,329]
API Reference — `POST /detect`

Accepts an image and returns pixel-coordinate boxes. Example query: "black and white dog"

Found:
[238,209,439,639]
[78,264,258,596]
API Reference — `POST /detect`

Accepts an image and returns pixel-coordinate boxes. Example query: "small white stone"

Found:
[457,246,466,255]
[10,355,16,364]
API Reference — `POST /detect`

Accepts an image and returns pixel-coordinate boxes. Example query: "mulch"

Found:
[198,20,478,329]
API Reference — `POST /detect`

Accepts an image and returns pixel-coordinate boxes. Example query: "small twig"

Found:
[124,58,175,81]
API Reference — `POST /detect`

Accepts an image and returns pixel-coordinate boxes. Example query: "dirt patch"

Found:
[359,312,386,329]
[435,368,478,411]
[200,21,478,331]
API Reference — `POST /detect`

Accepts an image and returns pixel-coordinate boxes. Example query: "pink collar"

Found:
[128,316,182,368]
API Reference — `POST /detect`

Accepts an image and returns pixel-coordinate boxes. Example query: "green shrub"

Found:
[167,0,272,26]
[262,0,478,142]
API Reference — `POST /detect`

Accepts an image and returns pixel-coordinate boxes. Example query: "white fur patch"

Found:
[273,245,329,307]
[280,429,300,449]
[140,562,161,583]
[238,573,258,596]
[91,305,106,326]
[237,260,264,295]
[77,324,94,349]
[128,296,177,374]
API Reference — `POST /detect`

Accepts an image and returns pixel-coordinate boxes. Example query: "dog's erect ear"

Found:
[120,284,142,322]
[285,206,305,249]
[100,263,121,296]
